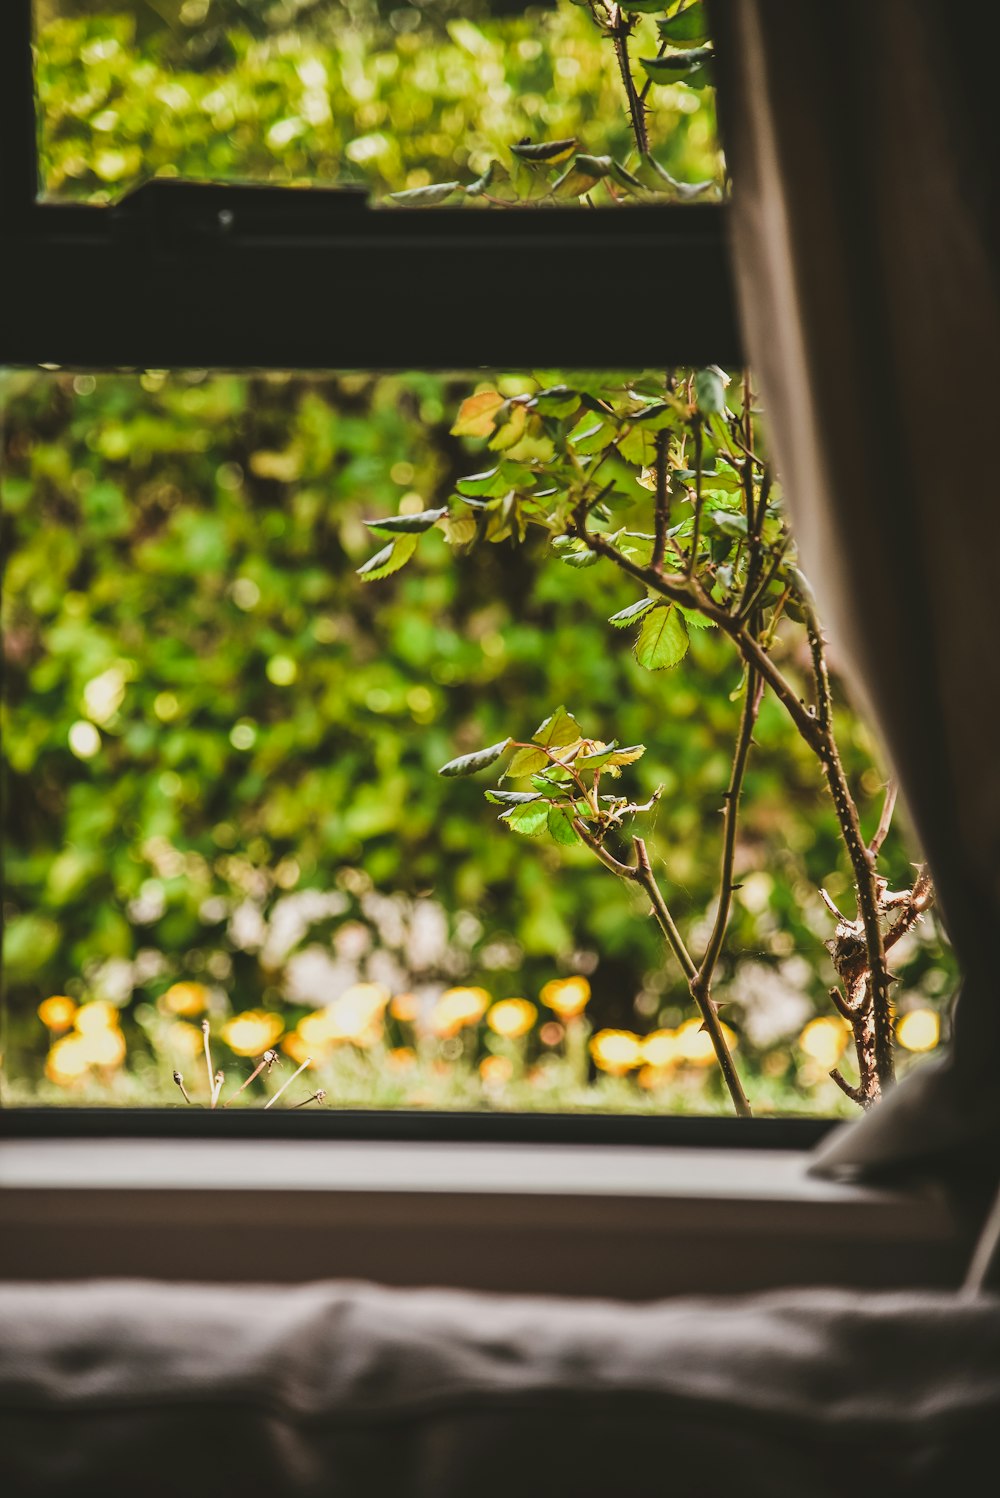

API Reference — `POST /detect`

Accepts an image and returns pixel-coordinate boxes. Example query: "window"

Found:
[1,4,953,1142]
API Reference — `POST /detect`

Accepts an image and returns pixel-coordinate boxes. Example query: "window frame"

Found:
[2,2,890,1186]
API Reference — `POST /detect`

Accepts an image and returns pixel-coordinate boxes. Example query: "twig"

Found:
[651,428,670,573]
[201,1018,214,1099]
[223,1048,279,1108]
[172,1070,193,1105]
[695,666,763,992]
[633,837,751,1118]
[264,1056,312,1110]
[210,1068,225,1110]
[868,778,898,859]
[687,419,704,579]
[572,817,640,879]
[830,1068,866,1106]
[293,1089,327,1108]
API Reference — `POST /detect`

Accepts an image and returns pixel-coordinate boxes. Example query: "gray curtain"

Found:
[711,0,1000,1179]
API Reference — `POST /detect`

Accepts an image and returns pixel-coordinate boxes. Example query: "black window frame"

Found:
[0,0,831,1151]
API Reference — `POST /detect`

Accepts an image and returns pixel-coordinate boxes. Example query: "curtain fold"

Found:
[711,0,1000,1179]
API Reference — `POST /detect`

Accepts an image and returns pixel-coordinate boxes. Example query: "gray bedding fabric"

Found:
[1,1280,998,1497]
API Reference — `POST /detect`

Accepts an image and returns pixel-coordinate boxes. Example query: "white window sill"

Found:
[0,1137,967,1297]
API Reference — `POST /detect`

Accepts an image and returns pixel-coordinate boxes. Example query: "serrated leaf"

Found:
[534,706,583,749]
[679,605,716,630]
[466,160,501,196]
[439,738,511,777]
[608,744,647,767]
[547,804,581,845]
[388,181,462,206]
[365,506,447,535]
[485,789,542,806]
[640,48,714,88]
[694,368,726,415]
[619,0,672,10]
[552,534,599,568]
[609,597,655,627]
[710,508,749,538]
[356,532,419,581]
[456,466,504,497]
[452,391,505,438]
[658,3,709,44]
[501,801,550,836]
[533,385,580,416]
[576,742,618,770]
[634,605,690,670]
[511,137,578,163]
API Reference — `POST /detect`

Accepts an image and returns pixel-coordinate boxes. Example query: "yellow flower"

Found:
[896,1008,940,1053]
[642,1029,679,1069]
[76,1027,126,1068]
[675,1017,738,1066]
[38,995,77,1031]
[429,986,490,1037]
[298,984,388,1050]
[74,1000,120,1036]
[798,1016,850,1069]
[480,1054,513,1087]
[390,991,420,1023]
[540,975,591,1020]
[589,1029,642,1075]
[159,981,209,1017]
[487,998,537,1038]
[221,1010,284,1057]
[46,1034,93,1085]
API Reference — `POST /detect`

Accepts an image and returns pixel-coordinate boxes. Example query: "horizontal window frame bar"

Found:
[0,1106,832,1149]
[1,197,742,368]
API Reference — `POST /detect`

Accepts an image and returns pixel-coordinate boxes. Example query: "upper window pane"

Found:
[33,1,723,205]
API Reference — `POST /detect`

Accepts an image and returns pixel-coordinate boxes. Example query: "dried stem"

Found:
[264,1056,312,1110]
[223,1048,278,1108]
[869,778,898,859]
[172,1070,192,1105]
[201,1018,214,1099]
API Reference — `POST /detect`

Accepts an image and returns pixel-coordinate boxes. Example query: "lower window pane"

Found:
[0,368,954,1115]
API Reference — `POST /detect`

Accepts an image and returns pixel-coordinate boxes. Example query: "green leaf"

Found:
[365,506,447,535]
[619,0,671,11]
[456,466,505,497]
[485,789,542,806]
[634,604,690,670]
[388,181,462,206]
[502,801,551,836]
[694,368,726,415]
[552,534,599,568]
[576,742,618,770]
[533,385,580,416]
[356,533,418,581]
[441,514,477,550]
[466,160,502,196]
[547,803,581,845]
[657,3,709,44]
[640,48,714,88]
[439,738,511,777]
[534,706,583,749]
[679,605,716,630]
[510,137,577,163]
[609,597,655,628]
[710,509,749,538]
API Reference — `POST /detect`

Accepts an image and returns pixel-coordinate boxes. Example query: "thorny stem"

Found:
[687,420,704,579]
[803,598,894,1097]
[609,6,649,156]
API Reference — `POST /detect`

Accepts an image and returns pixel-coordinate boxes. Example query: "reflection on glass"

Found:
[1,369,952,1113]
[33,1,723,205]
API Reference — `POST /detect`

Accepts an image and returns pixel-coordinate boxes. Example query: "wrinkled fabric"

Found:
[1,1279,999,1496]
[711,0,1000,1179]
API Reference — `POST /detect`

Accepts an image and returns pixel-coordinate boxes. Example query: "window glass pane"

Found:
[33,1,723,205]
[1,368,953,1114]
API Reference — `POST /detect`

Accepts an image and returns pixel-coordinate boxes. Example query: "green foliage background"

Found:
[1,3,956,1110]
